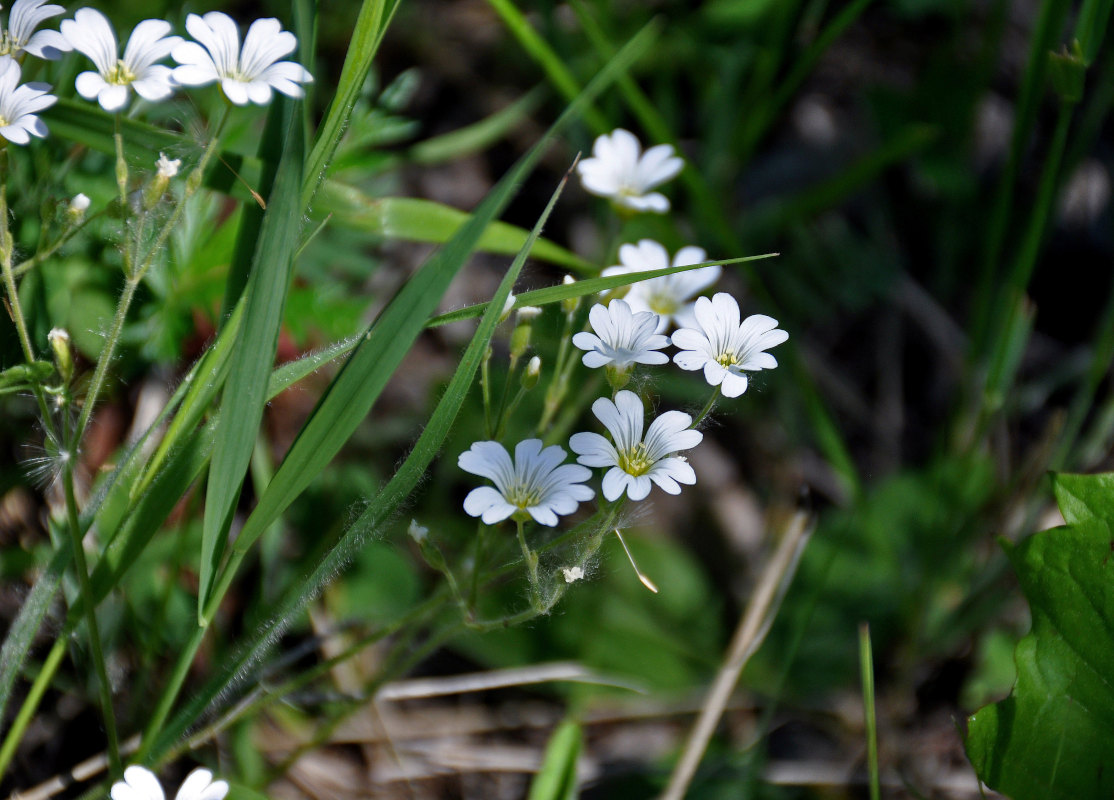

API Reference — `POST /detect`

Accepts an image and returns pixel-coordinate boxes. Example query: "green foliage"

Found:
[966,471,1114,799]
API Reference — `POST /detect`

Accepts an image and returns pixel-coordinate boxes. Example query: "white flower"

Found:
[110,766,228,800]
[156,152,179,177]
[572,298,669,369]
[603,239,721,332]
[62,9,181,112]
[0,55,53,144]
[171,12,313,107]
[570,390,702,502]
[0,0,69,59]
[562,566,584,583]
[576,129,683,213]
[68,192,90,213]
[671,293,789,398]
[459,439,594,526]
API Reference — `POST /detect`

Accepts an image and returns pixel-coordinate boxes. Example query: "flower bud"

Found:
[67,193,90,223]
[510,307,540,360]
[48,328,72,385]
[521,356,541,390]
[499,293,517,323]
[143,153,181,210]
[561,274,580,315]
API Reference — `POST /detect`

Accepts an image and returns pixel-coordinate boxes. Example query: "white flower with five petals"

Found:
[603,239,721,332]
[671,293,788,398]
[576,129,683,213]
[0,0,69,59]
[62,9,180,112]
[110,765,228,800]
[570,390,702,502]
[572,298,669,369]
[171,12,313,107]
[0,55,54,144]
[459,439,594,526]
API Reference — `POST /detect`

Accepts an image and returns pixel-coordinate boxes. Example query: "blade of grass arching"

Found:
[409,88,546,165]
[859,623,881,800]
[527,720,583,800]
[148,154,576,767]
[303,0,402,209]
[316,187,594,272]
[1075,0,1113,68]
[222,27,655,573]
[200,101,304,617]
[428,253,779,326]
[969,0,1072,352]
[484,0,608,133]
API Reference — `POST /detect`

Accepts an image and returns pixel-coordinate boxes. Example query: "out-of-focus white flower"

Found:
[407,519,428,544]
[156,152,179,177]
[62,9,180,112]
[0,0,69,59]
[110,766,229,800]
[562,566,585,583]
[68,192,90,213]
[576,129,683,213]
[671,293,788,398]
[171,12,313,106]
[603,239,720,332]
[570,390,702,502]
[460,439,594,526]
[572,298,669,369]
[0,55,54,144]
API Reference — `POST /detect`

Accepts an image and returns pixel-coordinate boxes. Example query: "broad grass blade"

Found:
[200,101,305,615]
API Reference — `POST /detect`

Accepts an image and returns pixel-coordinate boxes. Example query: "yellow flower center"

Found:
[108,59,136,85]
[618,443,654,476]
[716,351,739,368]
[646,291,679,316]
[506,483,542,510]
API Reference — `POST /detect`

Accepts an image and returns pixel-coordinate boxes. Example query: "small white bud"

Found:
[408,519,428,544]
[498,293,517,322]
[561,275,580,314]
[69,193,90,213]
[516,305,542,322]
[156,153,181,178]
[562,566,585,583]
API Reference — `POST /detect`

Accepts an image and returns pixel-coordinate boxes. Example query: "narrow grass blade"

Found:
[200,101,305,615]
[428,253,779,327]
[409,88,545,164]
[0,547,68,725]
[859,623,880,800]
[317,187,594,272]
[528,720,582,800]
[227,27,655,564]
[303,0,403,208]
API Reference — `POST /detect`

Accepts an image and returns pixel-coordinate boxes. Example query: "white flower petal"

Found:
[97,82,130,111]
[720,371,748,397]
[62,8,117,74]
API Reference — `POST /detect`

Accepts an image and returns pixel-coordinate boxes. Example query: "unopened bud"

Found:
[143,153,181,210]
[562,566,584,583]
[510,310,537,360]
[521,356,541,390]
[67,193,90,223]
[516,305,541,323]
[499,293,516,322]
[48,328,72,384]
[561,275,580,315]
[408,519,428,544]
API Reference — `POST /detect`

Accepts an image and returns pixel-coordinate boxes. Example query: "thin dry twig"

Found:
[660,508,814,800]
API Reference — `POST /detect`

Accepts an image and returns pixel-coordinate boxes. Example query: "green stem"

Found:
[63,457,121,773]
[481,346,494,437]
[468,520,486,612]
[691,387,721,428]
[73,274,139,445]
[859,623,880,800]
[11,207,106,279]
[516,517,540,601]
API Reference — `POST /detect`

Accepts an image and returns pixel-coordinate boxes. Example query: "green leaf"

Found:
[0,361,52,394]
[966,484,1114,799]
[528,720,582,800]
[200,100,305,615]
[316,187,593,272]
[1051,472,1114,526]
[303,0,402,208]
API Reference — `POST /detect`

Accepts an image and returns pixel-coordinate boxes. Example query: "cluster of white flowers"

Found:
[458,129,790,592]
[0,0,313,144]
